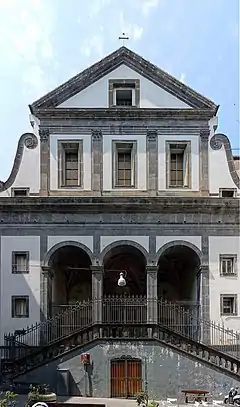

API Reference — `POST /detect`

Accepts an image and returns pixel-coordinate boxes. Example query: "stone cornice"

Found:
[32,108,215,121]
[0,197,238,214]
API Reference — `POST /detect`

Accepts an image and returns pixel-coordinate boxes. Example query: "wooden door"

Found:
[110,359,142,398]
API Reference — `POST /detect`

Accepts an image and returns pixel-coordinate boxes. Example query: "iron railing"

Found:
[102,295,147,324]
[157,298,240,358]
[3,296,240,361]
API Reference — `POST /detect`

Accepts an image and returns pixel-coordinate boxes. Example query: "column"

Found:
[146,266,158,324]
[146,130,158,196]
[201,235,210,342]
[91,130,103,194]
[41,266,54,320]
[200,128,210,196]
[91,265,103,324]
[39,128,50,196]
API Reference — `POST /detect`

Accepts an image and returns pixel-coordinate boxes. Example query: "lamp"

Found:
[67,266,127,287]
[117,271,127,287]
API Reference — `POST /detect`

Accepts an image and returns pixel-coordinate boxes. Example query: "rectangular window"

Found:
[115,88,133,106]
[12,252,29,274]
[220,255,237,276]
[219,188,237,198]
[108,80,140,107]
[167,142,190,188]
[220,295,237,316]
[11,188,29,197]
[58,141,83,188]
[113,142,137,188]
[12,296,29,318]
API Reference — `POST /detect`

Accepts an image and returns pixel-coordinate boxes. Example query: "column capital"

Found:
[147,130,157,140]
[91,265,104,274]
[91,129,102,140]
[146,265,158,273]
[41,266,54,279]
[39,128,50,142]
[200,128,210,141]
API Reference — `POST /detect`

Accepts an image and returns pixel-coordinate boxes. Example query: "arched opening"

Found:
[49,245,92,311]
[103,244,147,296]
[157,244,201,306]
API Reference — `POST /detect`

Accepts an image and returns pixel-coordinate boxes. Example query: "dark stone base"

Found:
[17,340,239,399]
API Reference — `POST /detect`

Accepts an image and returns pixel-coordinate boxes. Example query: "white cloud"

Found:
[0,0,55,96]
[119,12,144,42]
[80,35,105,60]
[180,73,186,83]
[140,0,159,17]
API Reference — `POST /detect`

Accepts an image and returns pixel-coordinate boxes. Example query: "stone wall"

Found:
[18,340,239,399]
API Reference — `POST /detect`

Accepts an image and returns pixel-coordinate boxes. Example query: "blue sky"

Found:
[0,0,239,180]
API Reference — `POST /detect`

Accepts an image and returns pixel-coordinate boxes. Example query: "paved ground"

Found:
[14,395,224,407]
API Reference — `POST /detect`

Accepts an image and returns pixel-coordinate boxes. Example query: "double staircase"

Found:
[1,297,240,381]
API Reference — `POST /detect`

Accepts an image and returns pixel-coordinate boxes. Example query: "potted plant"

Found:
[136,391,159,407]
[0,391,17,407]
[26,384,56,407]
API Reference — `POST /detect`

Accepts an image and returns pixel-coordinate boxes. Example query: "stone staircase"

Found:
[1,297,240,381]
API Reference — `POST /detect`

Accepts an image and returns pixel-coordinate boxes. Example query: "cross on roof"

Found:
[118,33,129,46]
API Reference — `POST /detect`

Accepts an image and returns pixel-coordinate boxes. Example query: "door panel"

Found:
[111,359,142,398]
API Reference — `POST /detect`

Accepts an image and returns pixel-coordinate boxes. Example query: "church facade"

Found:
[0,47,239,398]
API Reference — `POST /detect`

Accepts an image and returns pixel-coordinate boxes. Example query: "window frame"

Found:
[220,294,238,316]
[219,188,237,198]
[108,79,140,108]
[112,141,137,189]
[12,251,30,274]
[220,254,237,276]
[12,296,29,318]
[11,188,30,197]
[57,140,83,189]
[114,88,135,106]
[166,141,191,189]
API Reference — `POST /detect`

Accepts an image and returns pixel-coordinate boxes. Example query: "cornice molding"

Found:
[0,133,38,193]
[33,108,215,121]
[0,197,238,215]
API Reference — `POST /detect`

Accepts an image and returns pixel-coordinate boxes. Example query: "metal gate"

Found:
[110,358,142,398]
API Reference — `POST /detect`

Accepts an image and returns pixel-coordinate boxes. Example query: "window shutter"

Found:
[183,146,189,187]
[131,144,136,187]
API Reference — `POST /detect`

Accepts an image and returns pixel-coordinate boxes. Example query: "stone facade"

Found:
[0,46,239,397]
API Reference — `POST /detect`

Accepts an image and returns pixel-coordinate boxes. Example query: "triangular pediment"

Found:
[30,47,217,111]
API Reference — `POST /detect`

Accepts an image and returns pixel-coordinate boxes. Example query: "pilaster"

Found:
[201,235,210,342]
[41,266,54,320]
[146,130,158,196]
[200,128,210,196]
[91,130,103,194]
[146,265,158,323]
[39,128,50,196]
[91,265,103,323]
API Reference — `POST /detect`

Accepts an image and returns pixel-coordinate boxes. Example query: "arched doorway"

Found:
[49,245,92,314]
[102,244,147,324]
